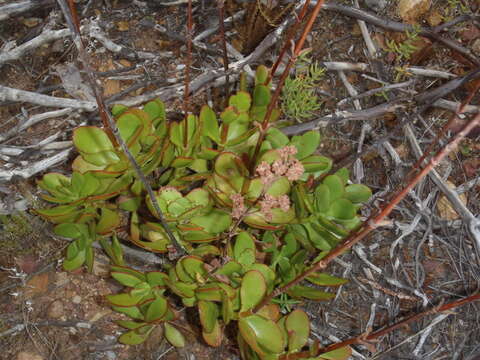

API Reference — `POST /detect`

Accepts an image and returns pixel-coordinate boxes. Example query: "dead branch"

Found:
[0,0,55,21]
[153,24,221,56]
[0,108,72,144]
[0,85,96,110]
[57,0,186,257]
[0,29,71,66]
[321,2,480,66]
[319,293,480,355]
[0,149,72,182]
[217,0,230,101]
[183,0,193,116]
[404,124,480,253]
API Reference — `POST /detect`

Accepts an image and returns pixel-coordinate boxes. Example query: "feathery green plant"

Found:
[281,50,325,122]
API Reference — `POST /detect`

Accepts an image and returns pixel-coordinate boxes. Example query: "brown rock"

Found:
[24,273,50,299]
[398,0,431,23]
[472,39,480,56]
[16,352,44,360]
[47,300,64,319]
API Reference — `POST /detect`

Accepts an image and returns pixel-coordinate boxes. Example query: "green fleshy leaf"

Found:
[196,284,222,302]
[145,296,168,322]
[233,232,256,266]
[240,270,266,312]
[291,131,320,160]
[266,127,289,148]
[111,272,145,288]
[198,300,219,333]
[245,264,275,293]
[255,65,269,85]
[323,175,344,201]
[317,346,352,360]
[239,315,286,354]
[190,209,232,234]
[118,326,153,345]
[202,319,222,347]
[54,223,88,239]
[96,207,120,235]
[73,126,115,154]
[229,91,251,112]
[287,285,335,301]
[344,184,372,203]
[328,198,356,220]
[164,323,185,347]
[315,184,331,213]
[112,305,143,320]
[106,293,143,307]
[306,273,348,287]
[253,85,271,107]
[302,155,332,174]
[200,105,220,143]
[180,256,207,279]
[285,309,310,352]
[143,99,166,124]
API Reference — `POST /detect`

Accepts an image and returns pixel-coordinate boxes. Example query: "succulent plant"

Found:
[36,66,371,360]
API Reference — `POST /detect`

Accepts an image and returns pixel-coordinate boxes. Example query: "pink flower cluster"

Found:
[259,194,290,221]
[255,145,304,186]
[230,193,246,219]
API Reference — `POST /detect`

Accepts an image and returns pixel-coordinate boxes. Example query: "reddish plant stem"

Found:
[217,0,230,102]
[57,0,185,257]
[249,0,326,172]
[281,292,480,359]
[268,0,311,84]
[254,108,480,312]
[65,0,117,146]
[184,0,193,147]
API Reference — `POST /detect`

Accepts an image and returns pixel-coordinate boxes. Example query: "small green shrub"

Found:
[36,66,371,360]
[281,51,325,122]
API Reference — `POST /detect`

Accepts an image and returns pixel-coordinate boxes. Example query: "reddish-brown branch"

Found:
[183,0,193,147]
[217,0,230,102]
[268,0,311,83]
[57,0,185,257]
[254,108,480,312]
[65,0,116,146]
[280,292,480,359]
[249,0,326,172]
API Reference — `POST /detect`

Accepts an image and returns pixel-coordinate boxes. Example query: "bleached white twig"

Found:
[194,10,245,42]
[0,85,96,111]
[405,124,480,255]
[0,0,54,21]
[0,29,70,66]
[433,99,479,114]
[0,149,71,182]
[407,67,455,79]
[88,20,172,60]
[372,314,450,359]
[0,109,72,143]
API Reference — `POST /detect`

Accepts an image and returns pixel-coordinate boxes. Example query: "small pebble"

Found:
[47,300,64,319]
[16,352,44,360]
